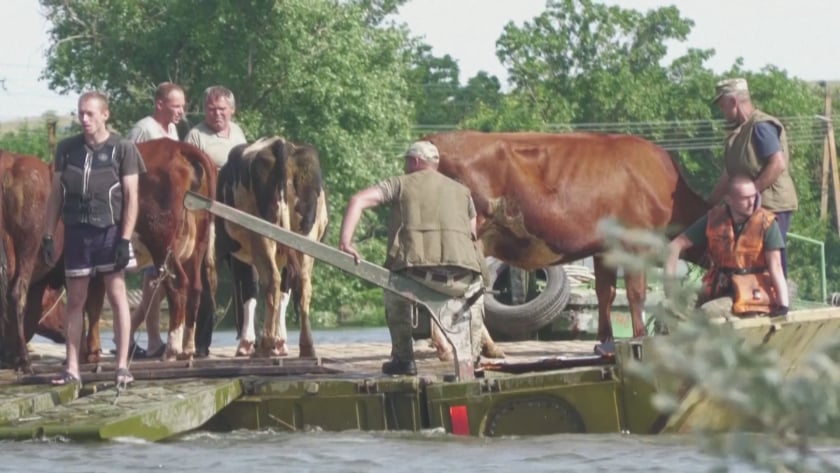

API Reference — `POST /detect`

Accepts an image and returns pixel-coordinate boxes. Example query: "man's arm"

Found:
[753,151,786,192]
[43,173,63,238]
[120,173,139,240]
[665,234,694,277]
[339,186,385,264]
[765,249,789,309]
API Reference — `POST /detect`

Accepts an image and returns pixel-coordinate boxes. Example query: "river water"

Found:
[15,328,840,472]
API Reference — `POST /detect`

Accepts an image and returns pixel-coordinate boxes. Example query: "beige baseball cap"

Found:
[712,77,749,103]
[405,140,439,163]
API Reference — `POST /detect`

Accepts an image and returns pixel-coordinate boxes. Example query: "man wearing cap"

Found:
[339,141,486,376]
[708,77,798,277]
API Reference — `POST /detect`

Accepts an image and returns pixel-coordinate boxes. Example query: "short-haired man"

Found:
[707,78,798,277]
[43,91,146,387]
[127,82,185,142]
[666,175,789,317]
[339,141,486,375]
[185,85,248,357]
[124,82,186,359]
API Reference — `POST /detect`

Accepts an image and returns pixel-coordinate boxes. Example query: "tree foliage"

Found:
[26,0,840,319]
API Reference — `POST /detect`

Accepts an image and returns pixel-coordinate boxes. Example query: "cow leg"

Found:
[625,271,648,338]
[11,274,31,370]
[164,259,190,360]
[232,258,257,357]
[594,255,617,343]
[252,238,286,358]
[296,254,315,358]
[83,275,105,364]
[182,254,205,359]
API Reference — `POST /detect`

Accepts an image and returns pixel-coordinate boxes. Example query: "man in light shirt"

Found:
[185,85,248,357]
[124,82,186,359]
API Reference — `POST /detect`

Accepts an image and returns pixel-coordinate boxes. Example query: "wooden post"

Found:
[47,119,58,159]
[826,85,840,237]
[820,81,831,219]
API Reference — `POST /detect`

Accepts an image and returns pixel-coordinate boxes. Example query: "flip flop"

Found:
[51,370,81,387]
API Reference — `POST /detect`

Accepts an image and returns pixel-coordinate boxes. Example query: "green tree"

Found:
[39,0,417,319]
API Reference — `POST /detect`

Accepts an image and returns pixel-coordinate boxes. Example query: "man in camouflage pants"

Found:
[340,141,485,375]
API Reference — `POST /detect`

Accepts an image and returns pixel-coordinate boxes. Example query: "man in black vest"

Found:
[43,91,146,388]
[339,141,485,376]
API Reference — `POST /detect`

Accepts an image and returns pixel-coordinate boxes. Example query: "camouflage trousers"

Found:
[383,270,484,363]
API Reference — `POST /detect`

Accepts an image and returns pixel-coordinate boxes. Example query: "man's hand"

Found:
[114,238,131,271]
[41,235,55,266]
[339,242,362,265]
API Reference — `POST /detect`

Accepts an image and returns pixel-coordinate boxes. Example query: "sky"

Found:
[1,0,839,121]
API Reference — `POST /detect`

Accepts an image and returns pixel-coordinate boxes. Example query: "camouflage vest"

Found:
[723,109,798,211]
[384,170,482,273]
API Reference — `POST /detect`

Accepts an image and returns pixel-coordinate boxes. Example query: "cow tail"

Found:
[204,222,217,299]
[0,198,10,359]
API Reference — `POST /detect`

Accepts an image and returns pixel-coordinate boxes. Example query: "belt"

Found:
[407,267,473,284]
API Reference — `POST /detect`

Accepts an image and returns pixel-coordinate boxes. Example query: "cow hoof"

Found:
[269,346,289,357]
[236,340,255,357]
[299,346,316,358]
[176,352,194,361]
[482,344,506,359]
[85,352,102,364]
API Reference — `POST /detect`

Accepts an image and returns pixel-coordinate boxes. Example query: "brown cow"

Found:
[0,150,110,367]
[424,131,709,345]
[79,139,217,360]
[0,151,59,368]
[216,136,327,358]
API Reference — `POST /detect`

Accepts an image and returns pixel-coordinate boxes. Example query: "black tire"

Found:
[483,259,571,340]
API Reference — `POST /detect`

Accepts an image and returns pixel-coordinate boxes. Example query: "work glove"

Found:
[41,235,55,266]
[114,238,131,271]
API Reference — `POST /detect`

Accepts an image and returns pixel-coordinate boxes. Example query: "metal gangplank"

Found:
[183,191,480,381]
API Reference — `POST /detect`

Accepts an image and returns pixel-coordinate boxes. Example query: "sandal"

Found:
[51,370,81,387]
[115,367,134,390]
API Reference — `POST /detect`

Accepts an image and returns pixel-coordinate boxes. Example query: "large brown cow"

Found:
[0,151,56,367]
[217,136,328,358]
[424,131,710,345]
[0,150,109,368]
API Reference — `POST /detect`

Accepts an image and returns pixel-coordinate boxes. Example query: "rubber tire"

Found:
[483,260,571,340]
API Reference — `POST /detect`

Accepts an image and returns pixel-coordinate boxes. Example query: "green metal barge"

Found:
[0,192,834,441]
[1,306,836,442]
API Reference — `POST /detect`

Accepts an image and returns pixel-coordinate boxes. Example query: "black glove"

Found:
[114,238,131,271]
[772,305,789,317]
[41,235,55,265]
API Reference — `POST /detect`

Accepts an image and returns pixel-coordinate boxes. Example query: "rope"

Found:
[35,287,66,326]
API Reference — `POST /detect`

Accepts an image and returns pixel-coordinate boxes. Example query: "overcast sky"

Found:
[2,0,838,121]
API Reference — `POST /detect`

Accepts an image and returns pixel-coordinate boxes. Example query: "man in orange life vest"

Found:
[666,174,790,317]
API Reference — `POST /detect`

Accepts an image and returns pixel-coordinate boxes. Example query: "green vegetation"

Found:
[1,0,838,325]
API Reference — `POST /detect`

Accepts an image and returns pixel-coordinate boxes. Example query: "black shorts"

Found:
[64,224,136,277]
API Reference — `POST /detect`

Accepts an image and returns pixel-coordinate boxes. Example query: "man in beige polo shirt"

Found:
[185,85,248,357]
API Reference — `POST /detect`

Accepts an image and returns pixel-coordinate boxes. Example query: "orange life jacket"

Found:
[702,205,778,314]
